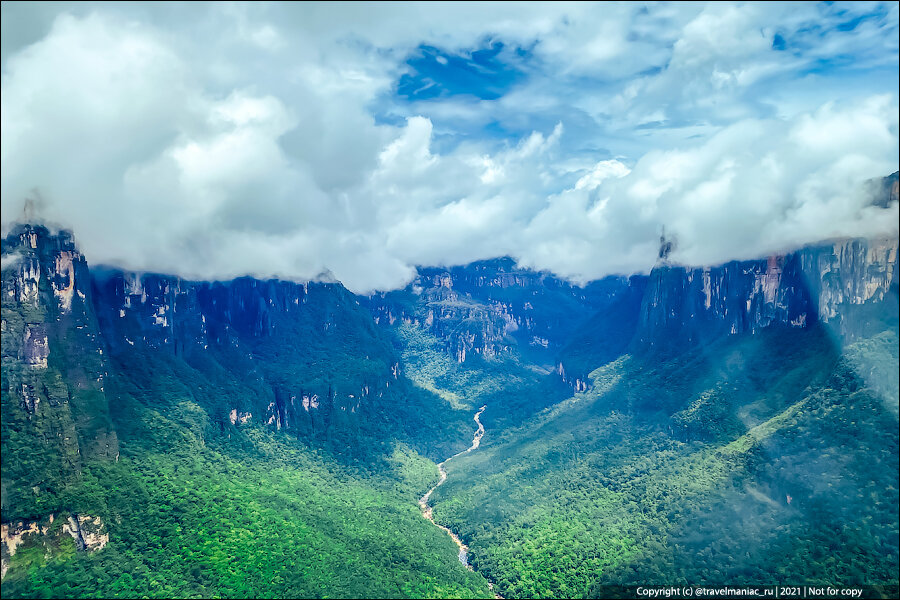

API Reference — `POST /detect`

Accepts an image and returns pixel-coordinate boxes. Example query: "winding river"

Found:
[418,404,493,567]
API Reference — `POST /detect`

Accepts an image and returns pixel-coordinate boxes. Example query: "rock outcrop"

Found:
[1,513,108,580]
[90,270,395,435]
[365,258,631,366]
[636,173,899,351]
[2,224,406,525]
[637,237,899,351]
[2,225,118,520]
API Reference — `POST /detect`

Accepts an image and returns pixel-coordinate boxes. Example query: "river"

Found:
[418,405,501,597]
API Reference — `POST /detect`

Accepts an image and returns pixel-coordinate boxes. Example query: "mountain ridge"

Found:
[2,213,898,597]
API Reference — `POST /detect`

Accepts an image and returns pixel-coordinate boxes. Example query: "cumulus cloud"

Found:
[520,96,899,283]
[1,2,898,293]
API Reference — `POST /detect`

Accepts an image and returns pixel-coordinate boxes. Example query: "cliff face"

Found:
[366,270,517,364]
[365,258,632,365]
[637,172,899,352]
[1,513,107,580]
[1,225,118,520]
[4,222,896,527]
[89,268,399,435]
[637,237,899,351]
[555,277,648,391]
[367,245,896,393]
[1,224,416,525]
[369,235,899,372]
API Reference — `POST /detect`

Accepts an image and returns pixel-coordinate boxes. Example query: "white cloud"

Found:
[575,160,631,191]
[1,3,898,293]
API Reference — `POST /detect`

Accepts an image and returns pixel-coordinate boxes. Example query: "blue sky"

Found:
[396,42,527,102]
[1,2,898,292]
[379,2,899,157]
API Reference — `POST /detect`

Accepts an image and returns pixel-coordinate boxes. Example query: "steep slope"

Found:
[88,267,474,461]
[3,203,898,597]
[362,259,648,430]
[637,238,898,352]
[1,224,492,597]
[554,277,647,392]
[1,226,118,521]
[364,258,635,367]
[565,172,900,378]
[431,324,899,598]
[428,232,899,598]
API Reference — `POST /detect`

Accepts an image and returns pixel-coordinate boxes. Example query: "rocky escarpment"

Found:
[2,224,423,528]
[637,237,899,351]
[0,513,108,580]
[637,172,899,351]
[416,271,520,364]
[90,269,398,435]
[365,258,631,366]
[867,170,899,208]
[554,277,648,391]
[366,271,516,363]
[1,225,118,520]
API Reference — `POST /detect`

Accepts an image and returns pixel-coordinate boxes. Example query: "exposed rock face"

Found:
[2,225,118,519]
[14,257,40,305]
[22,324,49,368]
[3,226,90,314]
[366,270,520,363]
[53,251,77,313]
[3,224,417,527]
[0,520,42,579]
[90,270,395,435]
[229,409,252,425]
[637,237,899,351]
[422,282,518,364]
[92,270,351,355]
[64,514,109,553]
[636,173,899,351]
[365,258,632,366]
[554,363,589,393]
[1,514,107,580]
[802,238,898,323]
